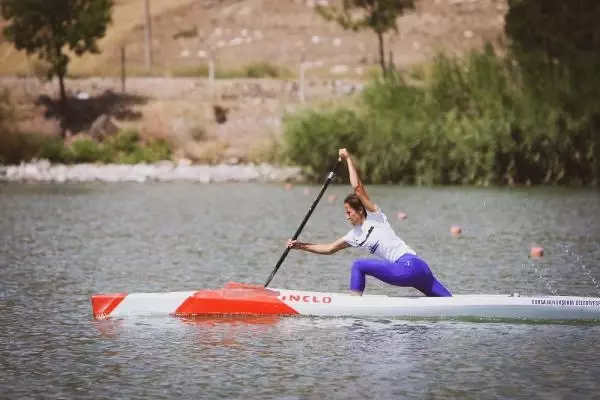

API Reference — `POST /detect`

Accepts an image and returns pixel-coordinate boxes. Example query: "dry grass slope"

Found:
[0,0,508,165]
[0,0,507,77]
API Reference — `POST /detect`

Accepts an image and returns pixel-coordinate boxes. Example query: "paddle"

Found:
[264,157,343,287]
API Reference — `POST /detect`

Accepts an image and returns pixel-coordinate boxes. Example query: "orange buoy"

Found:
[530,246,544,258]
[450,226,462,236]
[284,183,292,191]
[397,212,407,220]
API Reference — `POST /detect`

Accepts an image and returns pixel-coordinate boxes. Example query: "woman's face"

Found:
[344,202,364,226]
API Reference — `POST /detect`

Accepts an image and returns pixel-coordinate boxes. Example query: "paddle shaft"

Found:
[264,158,343,287]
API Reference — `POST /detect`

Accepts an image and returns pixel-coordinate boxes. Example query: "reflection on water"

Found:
[1,183,600,399]
[182,315,284,349]
[179,314,284,327]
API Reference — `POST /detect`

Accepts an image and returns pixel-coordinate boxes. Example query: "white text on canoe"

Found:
[531,299,600,306]
[280,295,332,304]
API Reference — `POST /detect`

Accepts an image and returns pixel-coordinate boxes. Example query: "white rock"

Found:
[230,37,244,46]
[76,91,90,100]
[330,64,349,75]
[0,161,304,183]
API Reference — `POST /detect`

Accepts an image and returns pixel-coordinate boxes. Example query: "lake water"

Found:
[1,182,599,399]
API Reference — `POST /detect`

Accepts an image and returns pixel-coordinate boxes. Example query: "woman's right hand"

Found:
[338,148,350,160]
[286,239,299,249]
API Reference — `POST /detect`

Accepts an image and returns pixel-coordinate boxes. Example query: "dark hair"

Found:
[344,193,366,217]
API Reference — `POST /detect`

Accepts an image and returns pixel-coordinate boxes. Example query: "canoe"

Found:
[90,281,600,322]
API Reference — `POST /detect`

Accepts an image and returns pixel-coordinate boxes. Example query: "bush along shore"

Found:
[0,123,304,183]
[0,159,304,183]
[282,45,600,186]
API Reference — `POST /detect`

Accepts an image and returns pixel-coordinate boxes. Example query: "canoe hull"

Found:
[91,282,600,322]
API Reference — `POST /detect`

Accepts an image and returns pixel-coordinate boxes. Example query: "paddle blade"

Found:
[224,281,264,290]
[173,282,297,316]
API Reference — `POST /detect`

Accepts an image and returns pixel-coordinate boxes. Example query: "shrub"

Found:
[70,137,110,163]
[282,107,365,178]
[0,125,175,166]
[243,62,291,78]
[140,137,173,163]
[282,44,600,186]
[106,128,140,154]
[171,62,292,79]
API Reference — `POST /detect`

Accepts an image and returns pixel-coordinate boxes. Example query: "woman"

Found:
[286,148,452,297]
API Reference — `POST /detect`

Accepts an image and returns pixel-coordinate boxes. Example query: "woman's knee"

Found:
[349,260,368,292]
[351,259,371,274]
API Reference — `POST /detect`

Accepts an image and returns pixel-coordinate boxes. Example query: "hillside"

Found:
[0,0,507,77]
[0,0,509,165]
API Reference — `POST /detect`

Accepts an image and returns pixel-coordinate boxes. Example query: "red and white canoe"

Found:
[90,282,600,322]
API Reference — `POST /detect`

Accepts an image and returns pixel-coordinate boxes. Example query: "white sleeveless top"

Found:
[342,206,415,262]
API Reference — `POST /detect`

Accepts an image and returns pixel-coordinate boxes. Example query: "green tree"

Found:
[504,0,600,184]
[504,0,600,98]
[315,0,415,74]
[1,0,114,134]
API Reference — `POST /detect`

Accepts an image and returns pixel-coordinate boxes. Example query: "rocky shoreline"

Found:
[0,159,305,183]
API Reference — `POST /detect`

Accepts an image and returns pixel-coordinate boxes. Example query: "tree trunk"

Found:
[144,0,153,71]
[377,31,386,76]
[57,72,69,137]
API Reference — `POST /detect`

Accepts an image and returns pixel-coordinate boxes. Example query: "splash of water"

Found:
[527,260,558,295]
[564,245,600,296]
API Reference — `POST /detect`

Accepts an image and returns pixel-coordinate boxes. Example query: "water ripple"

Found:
[1,183,599,399]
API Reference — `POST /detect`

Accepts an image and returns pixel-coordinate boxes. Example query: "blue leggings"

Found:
[350,253,452,297]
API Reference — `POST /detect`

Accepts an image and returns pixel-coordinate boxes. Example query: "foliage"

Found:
[315,0,415,73]
[505,0,600,115]
[70,137,111,163]
[137,137,173,163]
[243,62,291,78]
[505,0,600,64]
[173,25,198,40]
[0,132,69,165]
[503,0,600,185]
[0,0,114,115]
[282,44,600,186]
[172,62,292,79]
[0,89,16,133]
[0,128,174,166]
[104,128,140,154]
[282,108,365,178]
